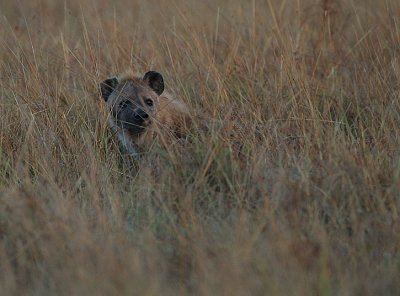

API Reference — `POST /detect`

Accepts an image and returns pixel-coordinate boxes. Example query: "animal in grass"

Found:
[100,71,193,158]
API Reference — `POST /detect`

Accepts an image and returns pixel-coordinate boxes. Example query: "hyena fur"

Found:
[100,71,192,158]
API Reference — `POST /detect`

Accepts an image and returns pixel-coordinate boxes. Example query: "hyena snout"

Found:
[119,107,151,134]
[133,108,149,123]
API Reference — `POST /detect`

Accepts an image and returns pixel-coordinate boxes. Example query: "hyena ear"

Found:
[143,71,164,95]
[100,77,118,102]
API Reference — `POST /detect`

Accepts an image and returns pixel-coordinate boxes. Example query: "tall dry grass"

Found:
[0,0,399,295]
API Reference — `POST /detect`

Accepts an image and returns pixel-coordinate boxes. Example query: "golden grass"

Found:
[0,0,400,294]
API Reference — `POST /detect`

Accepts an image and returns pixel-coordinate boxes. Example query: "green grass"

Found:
[0,0,400,295]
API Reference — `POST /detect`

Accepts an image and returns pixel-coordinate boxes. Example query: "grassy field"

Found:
[0,0,399,295]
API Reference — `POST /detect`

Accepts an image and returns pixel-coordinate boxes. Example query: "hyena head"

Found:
[100,71,164,136]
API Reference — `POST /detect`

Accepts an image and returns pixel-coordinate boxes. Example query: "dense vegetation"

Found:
[0,0,399,295]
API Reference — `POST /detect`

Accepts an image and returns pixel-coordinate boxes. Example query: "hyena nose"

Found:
[134,109,149,121]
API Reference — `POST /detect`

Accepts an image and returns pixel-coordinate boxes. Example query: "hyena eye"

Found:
[119,101,129,109]
[144,98,153,107]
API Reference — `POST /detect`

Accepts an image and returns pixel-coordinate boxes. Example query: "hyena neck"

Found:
[107,116,140,158]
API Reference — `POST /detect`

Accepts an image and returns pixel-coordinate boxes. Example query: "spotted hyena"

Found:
[100,71,192,157]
